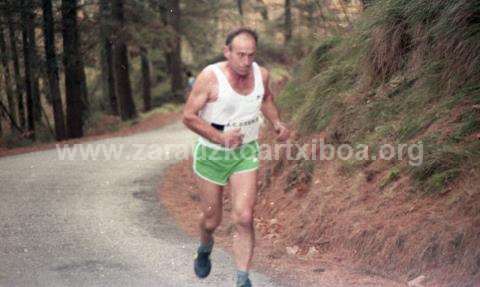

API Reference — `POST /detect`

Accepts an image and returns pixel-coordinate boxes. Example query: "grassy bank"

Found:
[267,0,480,285]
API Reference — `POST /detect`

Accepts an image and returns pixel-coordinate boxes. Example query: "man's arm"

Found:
[260,67,290,141]
[182,68,243,148]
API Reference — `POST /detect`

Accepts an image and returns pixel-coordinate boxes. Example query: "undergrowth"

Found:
[278,0,480,194]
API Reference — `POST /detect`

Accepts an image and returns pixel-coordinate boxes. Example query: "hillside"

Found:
[270,0,480,285]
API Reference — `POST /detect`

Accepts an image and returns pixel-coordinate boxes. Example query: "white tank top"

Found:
[198,62,265,150]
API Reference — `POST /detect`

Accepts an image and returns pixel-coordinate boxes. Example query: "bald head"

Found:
[229,33,257,52]
[223,29,257,76]
[225,28,258,48]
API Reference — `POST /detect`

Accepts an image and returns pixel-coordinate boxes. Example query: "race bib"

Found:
[224,115,261,144]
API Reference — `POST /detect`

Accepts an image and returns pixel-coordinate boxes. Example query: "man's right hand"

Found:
[220,128,244,148]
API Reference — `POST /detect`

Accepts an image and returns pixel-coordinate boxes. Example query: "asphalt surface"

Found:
[0,121,282,287]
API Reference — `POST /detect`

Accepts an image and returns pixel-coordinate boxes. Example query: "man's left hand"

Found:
[274,121,290,142]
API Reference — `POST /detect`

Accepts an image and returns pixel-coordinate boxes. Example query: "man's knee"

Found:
[202,211,222,232]
[233,210,254,228]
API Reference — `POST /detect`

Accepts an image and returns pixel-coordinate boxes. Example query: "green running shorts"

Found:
[193,140,260,186]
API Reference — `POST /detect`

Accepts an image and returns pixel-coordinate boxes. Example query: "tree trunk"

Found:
[25,1,41,123]
[41,0,67,140]
[158,1,171,77]
[99,0,117,115]
[21,0,36,139]
[61,0,84,138]
[168,0,183,102]
[0,24,17,131]
[6,2,26,130]
[76,3,89,111]
[0,97,23,133]
[236,0,244,16]
[140,46,152,112]
[284,0,292,44]
[111,0,137,120]
[158,1,174,93]
[78,57,88,110]
[0,70,4,135]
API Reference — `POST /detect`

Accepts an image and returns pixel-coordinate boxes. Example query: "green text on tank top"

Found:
[198,62,265,150]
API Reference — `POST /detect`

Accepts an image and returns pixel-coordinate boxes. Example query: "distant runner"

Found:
[184,70,195,100]
[182,27,290,287]
[186,70,195,89]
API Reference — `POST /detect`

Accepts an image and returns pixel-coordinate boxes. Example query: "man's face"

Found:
[224,33,256,76]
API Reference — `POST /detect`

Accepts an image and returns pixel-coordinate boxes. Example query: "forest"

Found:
[0,0,361,146]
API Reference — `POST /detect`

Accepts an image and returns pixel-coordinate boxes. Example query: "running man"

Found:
[182,27,290,287]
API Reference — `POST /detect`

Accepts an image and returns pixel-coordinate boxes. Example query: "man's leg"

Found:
[198,178,224,245]
[230,170,257,285]
[194,177,223,278]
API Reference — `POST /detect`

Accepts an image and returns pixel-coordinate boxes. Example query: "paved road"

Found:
[0,122,282,287]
